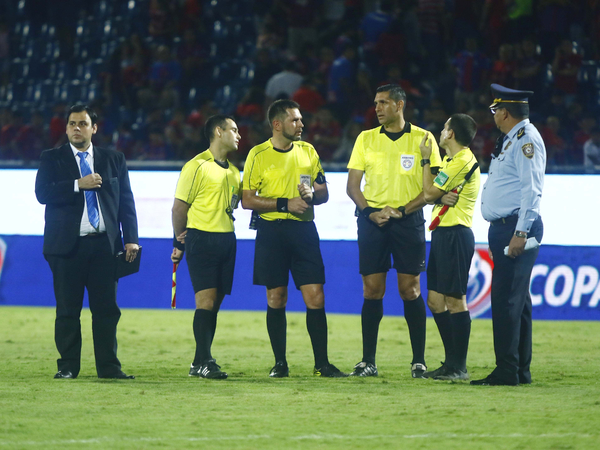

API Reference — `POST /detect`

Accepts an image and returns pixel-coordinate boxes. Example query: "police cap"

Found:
[489,83,534,109]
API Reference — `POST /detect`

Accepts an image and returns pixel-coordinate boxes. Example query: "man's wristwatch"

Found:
[421,159,430,167]
[397,205,406,218]
[515,230,527,238]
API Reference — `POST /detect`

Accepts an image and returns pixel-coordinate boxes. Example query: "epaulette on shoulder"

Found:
[517,127,526,139]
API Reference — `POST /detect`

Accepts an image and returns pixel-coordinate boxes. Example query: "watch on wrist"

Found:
[420,158,430,167]
[515,230,527,238]
[398,205,406,218]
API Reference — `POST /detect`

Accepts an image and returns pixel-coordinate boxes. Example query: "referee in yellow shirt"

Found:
[171,115,242,379]
[420,114,480,381]
[242,99,346,378]
[347,84,453,378]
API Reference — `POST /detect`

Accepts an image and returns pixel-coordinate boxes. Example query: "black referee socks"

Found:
[450,310,471,372]
[361,299,384,364]
[433,310,454,366]
[267,306,287,364]
[193,309,217,366]
[306,307,329,369]
[403,295,427,365]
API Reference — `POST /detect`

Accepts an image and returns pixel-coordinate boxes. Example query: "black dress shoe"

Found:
[54,371,75,379]
[99,371,135,379]
[470,375,518,386]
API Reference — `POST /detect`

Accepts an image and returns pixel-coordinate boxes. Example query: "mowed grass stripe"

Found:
[1,306,600,450]
[1,431,599,447]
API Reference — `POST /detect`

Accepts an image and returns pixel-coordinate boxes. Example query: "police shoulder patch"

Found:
[517,127,526,139]
[522,142,534,159]
[434,171,449,186]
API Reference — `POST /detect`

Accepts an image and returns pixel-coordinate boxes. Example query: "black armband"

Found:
[276,198,288,212]
[173,234,185,251]
[362,207,377,219]
[434,197,443,205]
[315,172,326,184]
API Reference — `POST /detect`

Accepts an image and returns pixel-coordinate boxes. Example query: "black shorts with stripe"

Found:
[357,210,426,276]
[253,218,325,289]
[427,225,475,296]
[185,228,236,295]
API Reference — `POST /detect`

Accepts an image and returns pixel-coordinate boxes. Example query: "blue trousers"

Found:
[488,216,543,384]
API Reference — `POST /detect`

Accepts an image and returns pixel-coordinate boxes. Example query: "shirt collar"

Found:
[505,119,530,141]
[70,142,94,158]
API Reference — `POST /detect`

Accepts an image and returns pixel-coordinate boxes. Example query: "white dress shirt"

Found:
[71,143,107,235]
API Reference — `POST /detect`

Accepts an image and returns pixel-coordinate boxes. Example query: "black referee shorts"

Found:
[357,210,426,276]
[427,225,475,296]
[185,228,236,295]
[254,218,325,289]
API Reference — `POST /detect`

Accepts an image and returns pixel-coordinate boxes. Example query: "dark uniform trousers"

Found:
[45,233,121,378]
[488,215,543,384]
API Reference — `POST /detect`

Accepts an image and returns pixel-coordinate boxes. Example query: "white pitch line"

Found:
[0,433,597,446]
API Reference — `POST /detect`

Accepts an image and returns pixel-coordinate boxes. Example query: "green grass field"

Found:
[1,306,599,449]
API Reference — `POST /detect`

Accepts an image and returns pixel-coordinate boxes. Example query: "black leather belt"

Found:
[82,232,107,238]
[490,214,518,226]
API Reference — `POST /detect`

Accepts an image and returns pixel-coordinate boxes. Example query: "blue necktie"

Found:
[77,152,100,228]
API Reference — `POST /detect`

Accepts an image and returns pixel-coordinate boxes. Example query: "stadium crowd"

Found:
[1,0,600,172]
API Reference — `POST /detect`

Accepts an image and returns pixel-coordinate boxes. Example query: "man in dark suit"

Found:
[35,104,139,380]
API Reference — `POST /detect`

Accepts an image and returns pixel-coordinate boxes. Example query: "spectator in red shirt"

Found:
[513,37,542,97]
[490,43,517,87]
[292,76,326,115]
[307,107,342,161]
[0,110,23,157]
[552,39,583,105]
[541,116,569,165]
[14,111,49,160]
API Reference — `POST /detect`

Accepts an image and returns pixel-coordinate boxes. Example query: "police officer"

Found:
[471,84,546,386]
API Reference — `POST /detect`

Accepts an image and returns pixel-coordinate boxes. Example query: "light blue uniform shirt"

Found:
[481,119,546,232]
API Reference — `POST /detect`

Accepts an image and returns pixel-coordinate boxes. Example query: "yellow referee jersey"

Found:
[175,150,241,233]
[347,123,442,208]
[431,148,480,228]
[243,139,325,222]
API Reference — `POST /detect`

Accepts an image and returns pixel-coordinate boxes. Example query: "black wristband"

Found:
[276,198,288,212]
[173,234,185,251]
[362,207,377,219]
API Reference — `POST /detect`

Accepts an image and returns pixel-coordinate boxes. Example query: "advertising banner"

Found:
[1,170,598,320]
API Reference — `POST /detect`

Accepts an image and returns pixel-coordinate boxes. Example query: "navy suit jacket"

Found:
[35,144,138,256]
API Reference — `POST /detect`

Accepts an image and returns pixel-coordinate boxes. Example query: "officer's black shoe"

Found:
[314,363,348,378]
[199,359,228,379]
[269,361,289,378]
[411,363,427,379]
[470,374,518,386]
[349,361,378,377]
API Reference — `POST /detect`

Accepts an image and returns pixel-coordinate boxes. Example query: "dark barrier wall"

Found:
[1,236,599,320]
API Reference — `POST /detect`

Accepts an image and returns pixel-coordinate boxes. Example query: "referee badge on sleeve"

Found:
[522,143,534,159]
[434,171,449,186]
[401,154,414,171]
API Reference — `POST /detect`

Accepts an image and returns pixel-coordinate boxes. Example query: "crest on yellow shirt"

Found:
[401,154,414,171]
